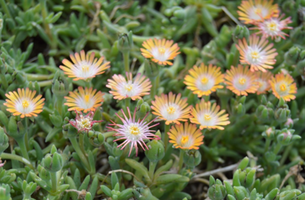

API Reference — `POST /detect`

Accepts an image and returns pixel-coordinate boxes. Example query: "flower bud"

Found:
[233,186,248,200]
[49,113,63,128]
[145,140,164,163]
[274,107,290,124]
[117,31,133,53]
[233,25,249,42]
[140,102,150,117]
[262,127,275,139]
[52,71,70,98]
[0,184,11,200]
[183,150,201,169]
[113,143,124,157]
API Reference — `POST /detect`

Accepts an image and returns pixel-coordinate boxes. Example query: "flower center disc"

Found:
[158,47,165,54]
[82,65,90,72]
[268,22,277,31]
[280,83,287,91]
[129,125,140,135]
[181,136,189,144]
[84,95,90,102]
[167,106,176,114]
[22,100,29,108]
[239,78,246,85]
[125,85,133,92]
[201,77,209,84]
[251,51,259,59]
[204,114,212,121]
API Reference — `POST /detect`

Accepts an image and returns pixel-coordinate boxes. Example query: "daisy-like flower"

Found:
[225,65,258,96]
[69,110,102,133]
[236,34,278,72]
[237,0,279,24]
[151,92,192,125]
[4,88,45,118]
[60,50,110,81]
[253,15,292,39]
[106,72,151,101]
[108,107,160,156]
[168,122,204,150]
[269,73,297,101]
[64,87,104,113]
[140,38,180,65]
[184,64,224,97]
[255,71,273,94]
[190,99,230,130]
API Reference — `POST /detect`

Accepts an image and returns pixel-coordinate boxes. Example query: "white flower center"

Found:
[249,6,269,20]
[246,47,265,65]
[76,94,95,109]
[198,111,217,127]
[233,75,250,91]
[161,103,181,121]
[75,61,98,79]
[118,81,141,98]
[195,75,215,92]
[151,46,171,62]
[15,98,34,114]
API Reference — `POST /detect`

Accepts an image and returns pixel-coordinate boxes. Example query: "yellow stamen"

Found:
[267,22,277,31]
[158,47,165,54]
[251,51,259,59]
[181,136,189,145]
[82,65,90,72]
[201,77,208,84]
[204,114,212,121]
[84,95,90,102]
[129,125,140,135]
[167,106,176,114]
[81,119,90,129]
[254,7,262,14]
[280,83,287,91]
[238,78,246,85]
[125,85,133,92]
[22,100,29,108]
[258,81,263,88]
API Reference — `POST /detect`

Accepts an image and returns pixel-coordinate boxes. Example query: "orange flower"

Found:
[255,71,273,94]
[190,100,230,130]
[140,38,180,65]
[237,0,279,24]
[269,73,297,101]
[184,64,224,97]
[225,65,258,96]
[168,123,204,150]
[64,87,104,113]
[236,34,278,72]
[60,50,110,81]
[151,92,192,125]
[106,73,151,101]
[4,88,45,118]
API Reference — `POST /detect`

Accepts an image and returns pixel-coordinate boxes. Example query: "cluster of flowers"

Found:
[3,0,297,157]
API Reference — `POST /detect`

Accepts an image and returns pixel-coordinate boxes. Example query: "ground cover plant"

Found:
[1,0,305,199]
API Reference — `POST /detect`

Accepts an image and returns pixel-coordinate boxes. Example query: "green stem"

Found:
[149,162,157,179]
[25,74,54,81]
[178,150,184,173]
[69,137,90,171]
[164,124,170,150]
[37,80,53,87]
[25,118,29,150]
[1,153,34,169]
[150,65,160,99]
[84,80,92,88]
[55,97,63,117]
[280,143,293,165]
[264,138,271,152]
[16,136,30,161]
[125,98,130,108]
[79,134,86,155]
[50,172,57,193]
[0,0,12,19]
[123,51,130,73]
[103,131,115,139]
[273,142,282,155]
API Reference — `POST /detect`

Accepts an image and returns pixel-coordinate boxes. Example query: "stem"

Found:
[150,65,160,99]
[69,137,90,171]
[84,80,92,88]
[16,136,30,161]
[55,97,63,117]
[264,138,271,152]
[25,74,54,81]
[25,118,29,150]
[148,162,157,179]
[37,80,53,87]
[79,134,86,155]
[1,153,34,169]
[125,98,130,109]
[280,144,293,165]
[123,51,130,73]
[0,0,12,19]
[103,131,115,139]
[178,150,184,173]
[164,124,170,150]
[50,172,57,193]
[273,142,282,155]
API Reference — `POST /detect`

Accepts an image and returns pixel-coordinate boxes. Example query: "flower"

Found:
[69,110,102,133]
[168,122,204,150]
[108,107,160,156]
[60,50,110,81]
[140,38,180,65]
[253,15,292,39]
[106,72,151,101]
[237,0,279,24]
[269,73,297,101]
[255,70,273,94]
[64,87,104,113]
[4,88,45,118]
[224,65,259,96]
[184,64,224,97]
[151,92,192,125]
[190,99,230,130]
[236,34,278,72]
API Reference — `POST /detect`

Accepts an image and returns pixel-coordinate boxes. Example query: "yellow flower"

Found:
[140,38,180,65]
[190,99,230,130]
[106,72,151,101]
[253,15,292,40]
[64,87,104,113]
[225,65,258,96]
[4,88,45,118]
[151,92,192,125]
[184,64,224,97]
[269,73,297,101]
[255,71,273,94]
[168,122,204,150]
[237,0,279,24]
[60,50,110,81]
[236,34,278,72]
